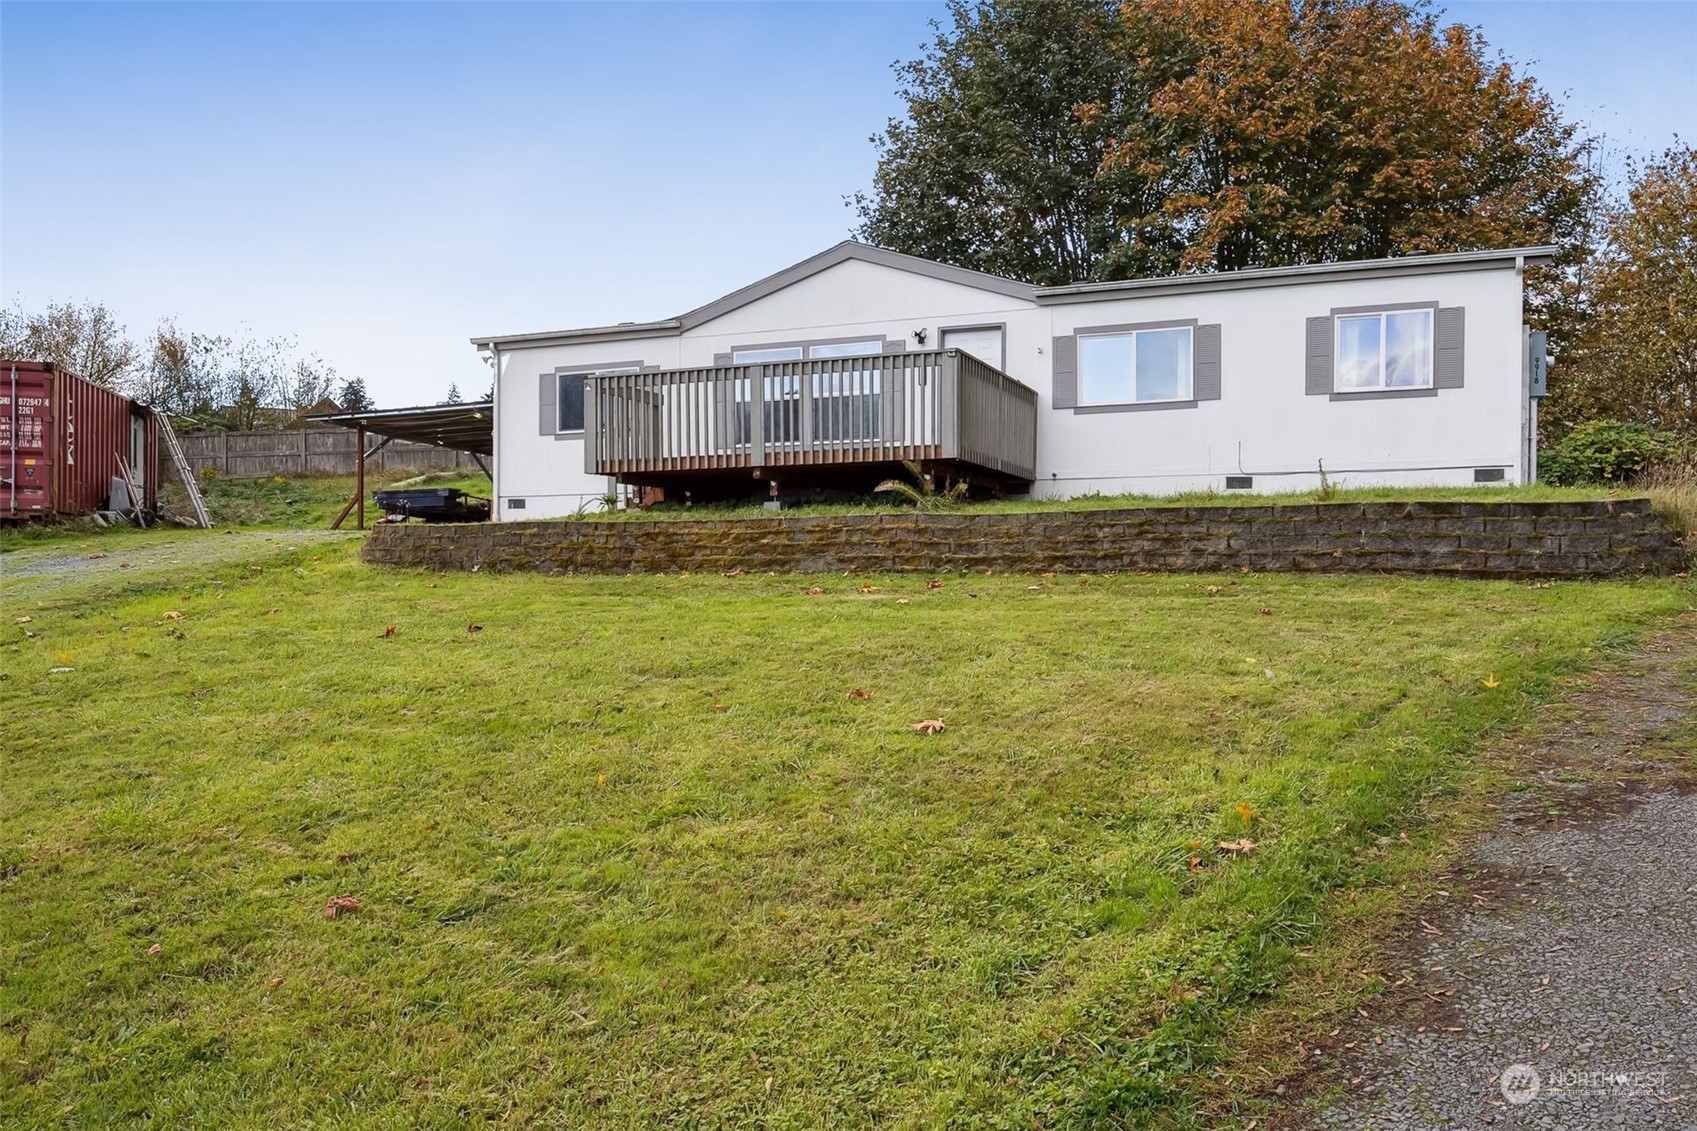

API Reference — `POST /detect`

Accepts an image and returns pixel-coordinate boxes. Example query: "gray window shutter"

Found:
[538,372,557,435]
[713,352,732,366]
[882,339,907,354]
[1434,306,1465,388]
[1193,324,1221,401]
[1051,335,1077,409]
[1305,316,1333,395]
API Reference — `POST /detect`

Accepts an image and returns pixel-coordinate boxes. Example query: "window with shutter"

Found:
[546,362,640,438]
[1312,303,1454,399]
[1052,320,1216,412]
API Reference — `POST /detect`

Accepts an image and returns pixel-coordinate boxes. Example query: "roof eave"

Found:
[470,320,684,351]
[1036,246,1561,304]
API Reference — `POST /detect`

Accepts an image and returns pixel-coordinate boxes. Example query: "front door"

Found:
[941,327,1004,371]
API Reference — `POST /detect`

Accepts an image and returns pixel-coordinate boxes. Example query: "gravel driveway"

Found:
[1302,630,1697,1129]
[2,529,358,595]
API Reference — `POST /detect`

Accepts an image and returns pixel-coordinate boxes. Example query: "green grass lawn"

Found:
[2,540,1690,1127]
[590,482,1622,522]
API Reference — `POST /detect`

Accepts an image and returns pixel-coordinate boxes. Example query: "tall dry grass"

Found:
[1644,455,1697,556]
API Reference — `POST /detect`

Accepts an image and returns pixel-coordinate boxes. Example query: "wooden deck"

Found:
[585,349,1037,491]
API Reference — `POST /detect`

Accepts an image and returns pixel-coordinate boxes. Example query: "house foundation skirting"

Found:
[361,500,1687,579]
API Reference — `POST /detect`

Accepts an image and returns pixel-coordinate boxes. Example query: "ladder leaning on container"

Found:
[155,411,212,528]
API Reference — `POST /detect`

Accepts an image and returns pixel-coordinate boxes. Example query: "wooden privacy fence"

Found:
[161,428,483,480]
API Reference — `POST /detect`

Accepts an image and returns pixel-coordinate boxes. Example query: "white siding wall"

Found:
[492,257,1529,519]
[493,260,1031,519]
[1032,267,1528,497]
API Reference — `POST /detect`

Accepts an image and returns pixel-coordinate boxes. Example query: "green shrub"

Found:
[1539,420,1672,485]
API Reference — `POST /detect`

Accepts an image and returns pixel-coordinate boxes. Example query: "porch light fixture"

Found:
[913,328,928,345]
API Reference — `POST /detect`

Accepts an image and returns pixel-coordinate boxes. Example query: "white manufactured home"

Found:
[472,242,1554,518]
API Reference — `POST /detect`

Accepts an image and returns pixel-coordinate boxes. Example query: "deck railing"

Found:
[585,349,1037,482]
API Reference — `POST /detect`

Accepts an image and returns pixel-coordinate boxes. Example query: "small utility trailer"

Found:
[372,487,491,523]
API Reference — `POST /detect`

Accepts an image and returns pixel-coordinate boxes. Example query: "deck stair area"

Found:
[584,348,1038,499]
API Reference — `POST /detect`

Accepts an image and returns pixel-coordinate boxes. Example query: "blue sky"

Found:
[3,2,1692,407]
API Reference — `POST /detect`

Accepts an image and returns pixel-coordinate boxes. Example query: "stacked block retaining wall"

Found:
[362,499,1686,579]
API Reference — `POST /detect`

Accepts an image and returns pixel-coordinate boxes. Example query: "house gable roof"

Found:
[470,242,1559,350]
[470,242,1036,350]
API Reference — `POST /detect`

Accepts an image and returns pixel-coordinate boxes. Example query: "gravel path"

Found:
[1305,632,1697,1129]
[2,529,357,594]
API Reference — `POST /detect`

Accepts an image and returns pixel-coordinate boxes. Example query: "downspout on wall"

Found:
[489,344,502,517]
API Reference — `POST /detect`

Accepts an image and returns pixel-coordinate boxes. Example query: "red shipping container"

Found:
[2,360,157,520]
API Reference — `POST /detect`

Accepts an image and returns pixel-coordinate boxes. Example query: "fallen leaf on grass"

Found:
[925,578,945,590]
[910,718,946,734]
[1237,803,1255,828]
[805,587,825,596]
[847,688,874,700]
[118,562,132,569]
[262,608,279,616]
[13,616,30,624]
[467,623,484,633]
[1205,585,1223,595]
[1257,607,1273,616]
[722,567,745,578]
[147,943,162,955]
[1218,839,1260,854]
[248,565,262,573]
[161,610,184,621]
[267,976,285,988]
[1480,674,1500,689]
[323,895,361,919]
[858,582,880,593]
[711,702,728,711]
[85,551,108,560]
[1026,584,1042,591]
[379,625,397,638]
[57,653,71,664]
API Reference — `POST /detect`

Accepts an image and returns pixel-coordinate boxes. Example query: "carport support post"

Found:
[356,424,366,531]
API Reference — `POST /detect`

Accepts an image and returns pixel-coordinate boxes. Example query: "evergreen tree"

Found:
[338,377,374,414]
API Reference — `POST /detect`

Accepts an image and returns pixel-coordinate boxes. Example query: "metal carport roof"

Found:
[308,401,494,456]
